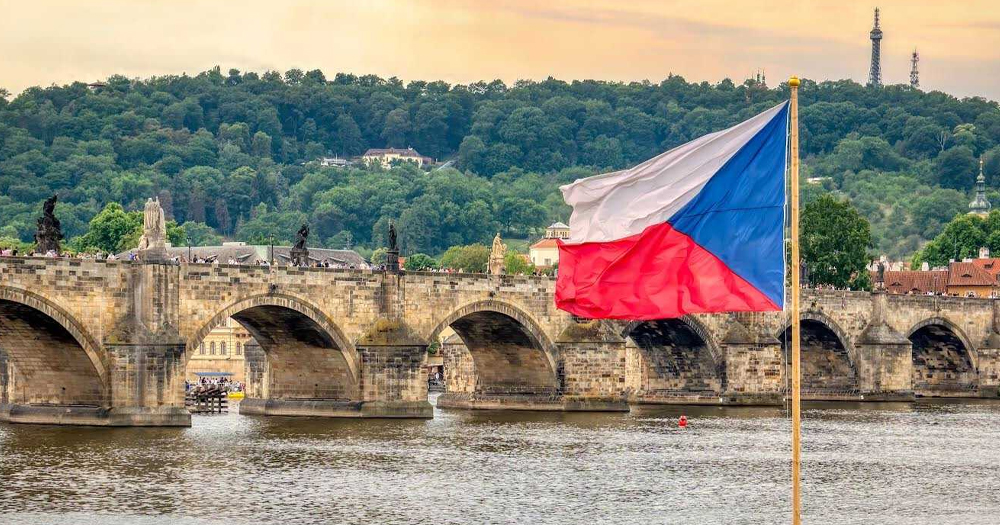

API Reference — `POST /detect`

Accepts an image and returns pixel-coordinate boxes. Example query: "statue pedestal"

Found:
[139,247,170,264]
[386,249,400,273]
[290,247,309,266]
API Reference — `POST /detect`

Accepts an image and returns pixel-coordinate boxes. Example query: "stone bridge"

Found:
[1,257,999,427]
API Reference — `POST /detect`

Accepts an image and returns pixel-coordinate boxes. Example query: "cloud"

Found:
[0,0,997,100]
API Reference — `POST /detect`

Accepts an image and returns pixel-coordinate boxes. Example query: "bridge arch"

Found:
[0,285,110,406]
[187,293,359,400]
[428,299,560,397]
[906,317,977,396]
[777,311,858,395]
[622,316,724,397]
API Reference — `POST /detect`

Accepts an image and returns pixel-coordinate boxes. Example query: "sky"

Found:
[1,0,999,99]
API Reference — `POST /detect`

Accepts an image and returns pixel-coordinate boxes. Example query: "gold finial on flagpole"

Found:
[788,75,803,525]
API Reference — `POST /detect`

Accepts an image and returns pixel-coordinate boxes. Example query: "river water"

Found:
[2,396,999,525]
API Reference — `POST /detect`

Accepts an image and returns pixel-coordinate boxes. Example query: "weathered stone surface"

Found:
[2,257,1000,426]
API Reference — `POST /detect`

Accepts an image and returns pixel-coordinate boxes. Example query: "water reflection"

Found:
[2,397,1000,524]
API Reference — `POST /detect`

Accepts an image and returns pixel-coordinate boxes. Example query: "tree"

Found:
[404,253,438,271]
[801,195,873,290]
[73,202,141,253]
[914,213,989,268]
[334,114,363,156]
[1,68,998,266]
[381,108,410,148]
[439,243,489,273]
[935,146,978,190]
[370,247,387,266]
[504,251,535,275]
[181,221,223,246]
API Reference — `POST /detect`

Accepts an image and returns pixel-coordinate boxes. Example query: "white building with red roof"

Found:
[529,222,570,268]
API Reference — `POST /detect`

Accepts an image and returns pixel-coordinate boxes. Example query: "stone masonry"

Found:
[2,257,1000,426]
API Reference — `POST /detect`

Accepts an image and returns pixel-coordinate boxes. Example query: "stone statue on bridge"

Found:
[34,194,63,254]
[137,197,167,251]
[291,224,309,266]
[488,233,506,275]
[386,221,400,273]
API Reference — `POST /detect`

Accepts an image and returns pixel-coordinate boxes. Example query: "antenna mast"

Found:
[868,8,883,87]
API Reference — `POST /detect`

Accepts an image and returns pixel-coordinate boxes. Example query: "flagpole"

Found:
[788,75,802,525]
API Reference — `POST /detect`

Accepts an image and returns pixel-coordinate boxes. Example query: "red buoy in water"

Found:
[678,415,688,428]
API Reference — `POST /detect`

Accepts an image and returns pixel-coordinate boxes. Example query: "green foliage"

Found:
[439,243,489,273]
[504,251,535,275]
[0,235,32,253]
[1,70,998,261]
[180,221,223,246]
[403,253,438,271]
[72,203,141,253]
[913,212,998,268]
[801,195,873,290]
[166,221,187,247]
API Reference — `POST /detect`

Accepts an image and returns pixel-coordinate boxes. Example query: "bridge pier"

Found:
[974,304,1000,398]
[977,347,1000,398]
[103,342,191,426]
[437,319,629,412]
[240,318,433,418]
[0,346,8,405]
[720,322,784,405]
[854,294,914,401]
[555,320,630,411]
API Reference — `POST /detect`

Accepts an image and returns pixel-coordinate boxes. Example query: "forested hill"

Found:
[1,67,999,258]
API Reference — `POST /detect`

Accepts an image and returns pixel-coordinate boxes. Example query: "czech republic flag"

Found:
[555,102,789,320]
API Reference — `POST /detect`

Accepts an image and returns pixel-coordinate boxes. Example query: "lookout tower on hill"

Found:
[868,8,883,87]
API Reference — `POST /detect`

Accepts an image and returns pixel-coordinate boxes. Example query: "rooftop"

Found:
[363,147,424,158]
[530,238,560,249]
[883,270,948,295]
[947,261,996,287]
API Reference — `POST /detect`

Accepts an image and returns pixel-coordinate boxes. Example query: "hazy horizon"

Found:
[2,0,999,100]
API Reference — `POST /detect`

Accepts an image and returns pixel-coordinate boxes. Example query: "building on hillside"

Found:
[529,238,559,268]
[186,317,252,382]
[318,156,350,167]
[544,222,570,239]
[529,222,571,268]
[361,147,433,169]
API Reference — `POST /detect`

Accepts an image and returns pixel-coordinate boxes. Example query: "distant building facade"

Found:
[318,156,350,167]
[529,222,570,267]
[361,147,433,169]
[187,317,252,382]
